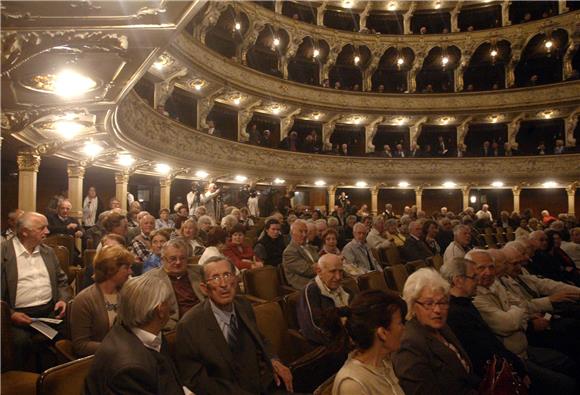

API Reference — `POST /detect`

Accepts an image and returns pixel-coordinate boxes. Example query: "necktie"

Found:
[362,245,373,271]
[227,314,238,349]
[515,276,540,299]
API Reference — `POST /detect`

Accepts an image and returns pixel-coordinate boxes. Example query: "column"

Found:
[566,183,577,216]
[327,185,337,214]
[564,113,578,148]
[67,163,85,222]
[501,0,511,26]
[558,0,569,14]
[316,3,326,26]
[115,171,130,211]
[512,185,521,214]
[461,185,471,211]
[371,185,379,216]
[415,186,423,212]
[17,150,41,212]
[274,0,283,14]
[160,176,173,210]
[450,10,459,33]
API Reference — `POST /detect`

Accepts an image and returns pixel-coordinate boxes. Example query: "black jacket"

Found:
[254,234,286,266]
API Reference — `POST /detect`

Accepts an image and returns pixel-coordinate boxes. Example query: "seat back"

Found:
[253,301,292,363]
[429,255,444,271]
[44,235,75,266]
[357,271,389,292]
[291,349,344,394]
[340,277,359,297]
[74,267,87,295]
[51,245,72,283]
[37,355,93,395]
[54,340,75,363]
[484,227,494,236]
[243,266,282,301]
[277,264,290,287]
[385,244,402,265]
[1,301,15,372]
[385,265,408,293]
[405,259,427,274]
[495,229,507,245]
[82,249,96,269]
[283,292,301,330]
[483,234,498,249]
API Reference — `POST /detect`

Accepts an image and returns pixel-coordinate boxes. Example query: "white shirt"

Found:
[443,241,466,266]
[13,237,52,308]
[83,196,98,226]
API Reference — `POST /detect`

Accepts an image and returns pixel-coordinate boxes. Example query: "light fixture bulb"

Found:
[491,181,504,188]
[233,97,241,105]
[234,22,241,31]
[354,55,360,65]
[313,49,320,58]
[54,70,96,97]
[195,170,209,179]
[545,40,553,49]
[155,163,171,174]
[490,49,498,57]
[235,175,247,182]
[442,181,456,188]
[398,181,410,188]
[441,56,449,66]
[355,181,367,188]
[314,180,326,186]
[397,57,404,66]
[82,141,103,157]
[117,154,135,167]
[274,178,285,184]
[273,37,280,47]
[387,1,397,10]
[470,195,477,203]
[542,181,558,188]
[343,0,353,8]
[55,120,83,139]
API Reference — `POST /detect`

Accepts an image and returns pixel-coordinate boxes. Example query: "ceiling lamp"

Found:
[82,141,103,157]
[195,170,209,179]
[398,181,410,188]
[355,181,368,188]
[343,0,353,8]
[117,154,135,167]
[273,37,280,47]
[396,57,404,66]
[470,195,477,203]
[544,40,553,50]
[155,163,171,174]
[314,180,326,186]
[313,48,320,58]
[312,112,321,120]
[190,79,205,91]
[53,70,96,97]
[441,56,449,66]
[387,1,397,10]
[542,110,553,119]
[491,181,504,187]
[442,181,456,188]
[235,175,248,182]
[434,1,442,9]
[354,55,360,65]
[54,120,83,140]
[490,49,498,58]
[233,96,241,106]
[542,181,558,188]
[271,105,281,115]
[234,21,241,31]
[274,178,285,184]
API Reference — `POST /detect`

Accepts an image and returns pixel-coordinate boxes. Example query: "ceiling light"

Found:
[312,112,321,120]
[54,120,83,140]
[387,1,397,10]
[343,0,353,8]
[398,181,410,188]
[545,40,553,49]
[491,181,504,187]
[234,22,241,31]
[354,55,360,65]
[542,181,558,188]
[355,181,368,188]
[273,37,280,47]
[195,170,209,179]
[155,163,171,174]
[397,57,404,66]
[314,180,326,186]
[313,49,320,58]
[82,141,103,157]
[490,49,498,57]
[441,56,449,66]
[54,70,96,97]
[271,105,280,115]
[235,175,247,182]
[470,195,477,204]
[441,116,450,124]
[233,96,241,106]
[117,154,135,167]
[396,117,407,125]
[542,110,553,119]
[190,79,205,91]
[352,116,361,124]
[434,1,442,9]
[274,178,285,184]
[442,181,456,188]
[490,114,499,123]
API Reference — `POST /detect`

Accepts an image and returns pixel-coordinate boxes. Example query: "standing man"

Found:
[203,183,222,221]
[82,186,104,229]
[186,182,203,218]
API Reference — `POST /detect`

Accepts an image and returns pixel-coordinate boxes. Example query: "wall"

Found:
[379,189,416,214]
[421,189,463,215]
[520,188,568,217]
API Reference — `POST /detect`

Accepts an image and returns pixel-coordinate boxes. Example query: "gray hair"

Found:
[504,240,528,255]
[402,268,449,320]
[314,219,327,227]
[464,248,495,263]
[317,253,342,270]
[440,258,474,283]
[346,215,358,223]
[291,219,307,232]
[117,275,173,327]
[200,255,236,281]
[16,212,46,235]
[453,224,470,237]
[353,222,367,232]
[139,214,155,225]
[197,215,213,226]
[161,237,192,258]
[385,218,398,227]
[327,217,339,227]
[372,216,385,227]
[220,214,238,229]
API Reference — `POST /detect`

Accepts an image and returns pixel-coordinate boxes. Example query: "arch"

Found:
[329,44,370,91]
[204,6,250,59]
[416,46,461,93]
[371,47,415,93]
[464,40,511,91]
[287,36,330,86]
[246,24,290,78]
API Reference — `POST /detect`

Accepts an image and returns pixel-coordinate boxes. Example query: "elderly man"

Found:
[47,198,83,239]
[470,249,578,394]
[254,219,286,267]
[176,256,294,395]
[131,214,157,263]
[297,254,353,345]
[401,221,433,262]
[1,212,71,370]
[529,230,580,285]
[145,238,205,331]
[383,203,396,219]
[443,225,472,266]
[366,216,392,250]
[3,209,24,241]
[85,275,188,394]
[283,220,319,289]
[307,221,323,250]
[342,223,382,273]
[475,204,493,221]
[562,228,580,269]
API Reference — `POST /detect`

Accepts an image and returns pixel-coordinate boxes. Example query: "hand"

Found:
[74,230,83,238]
[530,317,550,332]
[54,300,67,319]
[523,375,531,388]
[67,223,78,230]
[251,261,264,269]
[271,359,293,392]
[549,291,580,303]
[11,311,33,326]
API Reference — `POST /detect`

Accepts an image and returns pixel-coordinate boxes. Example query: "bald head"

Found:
[529,230,548,252]
[316,254,344,290]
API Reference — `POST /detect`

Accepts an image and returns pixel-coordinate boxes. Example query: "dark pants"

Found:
[526,346,577,395]
[528,316,580,364]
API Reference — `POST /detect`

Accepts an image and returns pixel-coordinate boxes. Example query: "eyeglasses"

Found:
[205,272,235,285]
[416,299,449,310]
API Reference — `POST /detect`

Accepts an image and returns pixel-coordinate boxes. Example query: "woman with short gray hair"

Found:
[393,268,479,395]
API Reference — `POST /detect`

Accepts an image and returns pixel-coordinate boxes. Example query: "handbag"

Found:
[479,355,528,395]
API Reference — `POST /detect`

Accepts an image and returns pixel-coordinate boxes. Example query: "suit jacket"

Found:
[175,297,275,395]
[71,284,110,357]
[393,318,479,395]
[1,239,71,312]
[282,242,319,290]
[341,240,381,273]
[47,213,81,236]
[401,235,434,262]
[84,323,183,395]
[144,266,205,331]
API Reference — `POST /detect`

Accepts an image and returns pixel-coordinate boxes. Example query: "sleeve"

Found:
[392,342,444,395]
[525,274,580,295]
[283,249,315,277]
[472,295,526,336]
[108,366,160,395]
[70,293,101,357]
[296,284,328,345]
[131,239,151,262]
[334,378,369,395]
[223,248,251,270]
[254,242,267,262]
[340,245,357,267]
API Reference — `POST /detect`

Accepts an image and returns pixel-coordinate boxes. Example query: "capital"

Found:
[67,163,86,178]
[17,150,41,172]
[115,171,130,184]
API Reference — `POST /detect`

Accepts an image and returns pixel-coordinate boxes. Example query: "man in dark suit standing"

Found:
[176,255,294,395]
[206,119,221,138]
[85,275,188,394]
[1,211,71,369]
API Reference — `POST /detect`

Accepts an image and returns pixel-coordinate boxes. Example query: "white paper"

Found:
[30,321,58,340]
[35,317,63,325]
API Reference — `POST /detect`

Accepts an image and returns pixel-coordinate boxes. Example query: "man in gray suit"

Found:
[144,237,205,331]
[282,219,319,289]
[1,211,71,369]
[342,223,382,273]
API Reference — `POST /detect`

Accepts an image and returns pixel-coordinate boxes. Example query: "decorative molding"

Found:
[16,149,41,172]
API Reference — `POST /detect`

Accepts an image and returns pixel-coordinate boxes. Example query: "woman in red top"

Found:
[222,224,263,270]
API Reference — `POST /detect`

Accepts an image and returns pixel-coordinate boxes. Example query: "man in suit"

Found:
[176,255,294,395]
[47,198,83,238]
[401,221,434,262]
[85,275,189,394]
[342,223,382,273]
[283,220,319,289]
[206,119,221,138]
[1,211,71,370]
[145,237,205,331]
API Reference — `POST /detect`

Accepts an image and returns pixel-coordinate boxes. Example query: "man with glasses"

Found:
[144,237,205,331]
[176,255,295,395]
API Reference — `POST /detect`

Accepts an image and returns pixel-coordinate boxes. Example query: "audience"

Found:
[283,220,319,289]
[561,227,580,268]
[131,214,156,263]
[178,219,205,257]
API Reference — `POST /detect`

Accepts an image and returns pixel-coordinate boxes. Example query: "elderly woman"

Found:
[155,208,175,230]
[222,224,263,270]
[393,268,479,395]
[71,245,133,357]
[220,214,239,234]
[197,214,213,244]
[178,219,205,256]
[142,230,170,273]
[333,290,407,395]
[320,228,341,256]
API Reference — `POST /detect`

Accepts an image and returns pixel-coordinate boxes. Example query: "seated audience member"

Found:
[176,256,294,394]
[239,207,254,228]
[342,223,382,273]
[142,230,170,273]
[393,269,480,394]
[1,212,71,370]
[222,224,263,270]
[314,219,328,242]
[174,204,190,230]
[333,290,406,395]
[515,218,533,239]
[144,238,205,331]
[220,214,238,234]
[541,210,557,226]
[98,212,128,250]
[366,216,392,249]
[319,228,341,256]
[178,219,205,257]
[443,225,472,266]
[47,198,83,239]
[470,249,578,394]
[71,245,133,357]
[385,219,406,247]
[2,208,23,241]
[442,257,528,379]
[283,220,319,289]
[529,230,580,286]
[306,221,323,250]
[561,227,580,268]
[436,218,454,252]
[197,214,213,244]
[297,254,353,345]
[401,221,434,262]
[199,226,228,265]
[496,211,511,229]
[156,208,175,229]
[131,214,156,263]
[423,220,442,255]
[84,275,186,394]
[254,219,286,266]
[342,215,357,243]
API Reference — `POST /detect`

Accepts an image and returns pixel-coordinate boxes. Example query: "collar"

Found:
[410,234,421,241]
[58,215,67,222]
[131,327,162,352]
[140,232,151,240]
[209,298,236,324]
[315,275,349,303]
[13,237,40,257]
